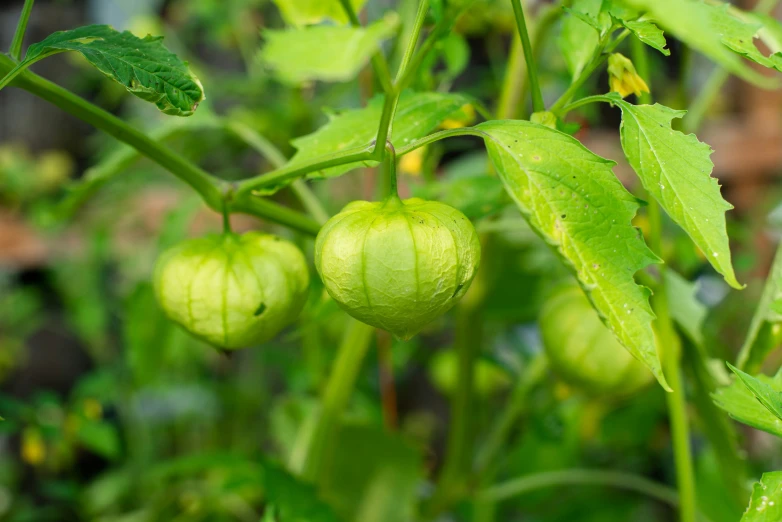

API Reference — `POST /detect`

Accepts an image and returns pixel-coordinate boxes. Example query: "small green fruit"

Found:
[154,232,309,349]
[539,285,653,396]
[315,197,481,339]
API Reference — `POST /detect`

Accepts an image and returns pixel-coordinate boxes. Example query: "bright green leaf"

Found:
[621,19,670,56]
[713,370,782,437]
[622,0,779,87]
[22,25,204,116]
[606,93,741,290]
[476,120,668,390]
[260,15,398,84]
[272,0,368,27]
[727,363,782,422]
[559,0,605,79]
[77,420,121,460]
[741,472,782,522]
[257,92,470,194]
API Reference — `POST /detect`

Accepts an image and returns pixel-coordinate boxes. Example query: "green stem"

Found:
[395,0,430,85]
[9,0,35,61]
[384,142,398,198]
[478,469,681,509]
[497,36,525,119]
[338,0,394,93]
[395,127,484,156]
[509,0,544,112]
[630,36,652,105]
[300,319,375,481]
[648,195,696,522]
[225,120,330,225]
[0,54,319,235]
[550,29,630,115]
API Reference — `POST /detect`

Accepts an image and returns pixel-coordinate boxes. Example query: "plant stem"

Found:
[225,120,330,225]
[338,0,394,93]
[383,142,398,198]
[395,0,430,85]
[648,195,696,522]
[396,127,484,156]
[300,319,375,481]
[630,36,652,105]
[497,36,525,119]
[550,29,630,115]
[478,469,681,509]
[0,54,320,234]
[509,0,544,112]
[9,0,35,61]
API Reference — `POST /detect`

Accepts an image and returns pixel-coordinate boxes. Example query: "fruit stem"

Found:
[222,187,234,234]
[383,141,400,200]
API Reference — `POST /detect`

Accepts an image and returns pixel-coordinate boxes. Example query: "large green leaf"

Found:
[272,0,368,27]
[260,15,398,84]
[318,423,423,522]
[713,369,782,437]
[665,270,707,347]
[620,19,670,56]
[22,25,204,116]
[255,92,470,195]
[558,0,605,79]
[606,93,741,289]
[622,0,780,87]
[476,120,668,389]
[741,472,782,522]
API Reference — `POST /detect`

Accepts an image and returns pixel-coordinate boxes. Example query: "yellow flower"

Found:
[607,53,650,99]
[399,148,425,176]
[440,104,476,130]
[21,428,46,466]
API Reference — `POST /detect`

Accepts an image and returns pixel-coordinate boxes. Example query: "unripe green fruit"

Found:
[429,350,510,397]
[154,232,309,349]
[314,197,481,339]
[539,285,653,396]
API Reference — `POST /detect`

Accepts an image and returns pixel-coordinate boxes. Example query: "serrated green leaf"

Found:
[606,93,741,289]
[22,25,204,116]
[257,92,470,195]
[262,460,342,522]
[272,0,368,27]
[260,15,398,84]
[559,0,605,79]
[622,0,779,87]
[713,371,782,437]
[741,472,782,522]
[727,363,782,422]
[621,19,670,56]
[476,119,668,390]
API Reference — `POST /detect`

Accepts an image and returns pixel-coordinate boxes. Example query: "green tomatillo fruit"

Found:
[154,232,309,349]
[539,285,653,397]
[314,196,481,339]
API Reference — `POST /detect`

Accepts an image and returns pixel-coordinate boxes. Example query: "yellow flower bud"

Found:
[607,53,650,99]
[440,104,476,130]
[21,428,46,466]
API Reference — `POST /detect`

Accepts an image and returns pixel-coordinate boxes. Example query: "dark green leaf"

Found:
[262,460,342,522]
[24,25,204,116]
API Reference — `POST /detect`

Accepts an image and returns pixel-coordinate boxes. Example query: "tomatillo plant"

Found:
[4,0,782,520]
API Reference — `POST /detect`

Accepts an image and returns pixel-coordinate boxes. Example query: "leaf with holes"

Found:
[605,93,741,289]
[741,472,782,522]
[476,120,668,389]
[21,25,204,116]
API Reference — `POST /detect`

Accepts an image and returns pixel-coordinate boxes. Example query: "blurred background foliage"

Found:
[1,0,782,521]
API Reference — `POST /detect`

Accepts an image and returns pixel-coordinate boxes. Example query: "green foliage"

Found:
[477,120,667,389]
[741,472,782,522]
[727,364,782,425]
[559,0,605,79]
[272,0,368,27]
[260,16,399,84]
[607,93,740,289]
[713,369,782,438]
[22,25,204,115]
[262,460,343,522]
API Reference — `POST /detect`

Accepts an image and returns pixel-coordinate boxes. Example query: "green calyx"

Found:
[154,231,310,349]
[314,197,481,339]
[539,285,654,397]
